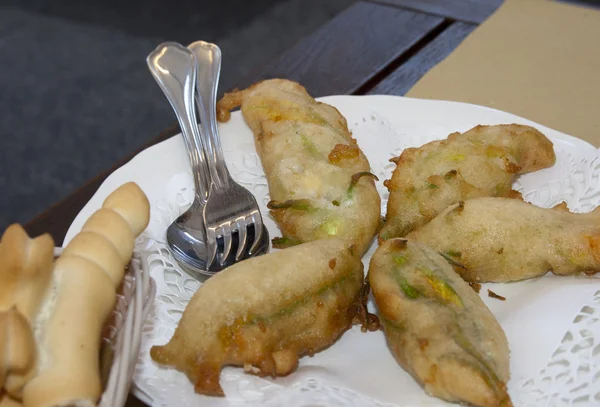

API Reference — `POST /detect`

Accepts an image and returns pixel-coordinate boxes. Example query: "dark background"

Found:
[0,0,353,230]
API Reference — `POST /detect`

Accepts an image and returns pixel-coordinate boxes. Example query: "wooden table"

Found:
[21,0,592,405]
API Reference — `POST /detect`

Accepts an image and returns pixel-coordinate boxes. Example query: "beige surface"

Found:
[406,0,600,147]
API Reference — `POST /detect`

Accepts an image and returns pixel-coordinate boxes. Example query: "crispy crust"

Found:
[150,239,364,396]
[217,79,381,256]
[407,197,600,282]
[369,239,511,407]
[380,124,556,240]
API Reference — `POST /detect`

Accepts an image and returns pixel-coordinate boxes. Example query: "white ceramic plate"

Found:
[65,96,600,407]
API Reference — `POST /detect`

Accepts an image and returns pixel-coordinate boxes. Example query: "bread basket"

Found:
[53,247,156,407]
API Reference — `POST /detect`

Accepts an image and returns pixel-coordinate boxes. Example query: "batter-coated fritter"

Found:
[407,197,600,282]
[380,124,556,240]
[217,79,381,255]
[369,239,511,407]
[150,239,364,396]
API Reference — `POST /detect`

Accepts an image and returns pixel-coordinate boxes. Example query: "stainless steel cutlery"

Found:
[147,41,268,278]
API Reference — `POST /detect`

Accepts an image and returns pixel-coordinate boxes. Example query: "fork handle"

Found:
[188,41,230,189]
[147,42,211,204]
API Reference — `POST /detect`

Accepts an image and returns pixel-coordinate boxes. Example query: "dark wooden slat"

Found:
[24,123,180,245]
[238,1,444,97]
[125,394,148,407]
[558,0,600,9]
[369,0,502,24]
[368,22,476,96]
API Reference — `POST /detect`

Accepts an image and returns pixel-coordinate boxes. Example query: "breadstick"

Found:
[0,394,23,407]
[101,182,150,236]
[79,209,134,268]
[0,225,53,399]
[23,182,150,407]
[0,225,54,321]
[0,308,36,397]
[60,231,125,288]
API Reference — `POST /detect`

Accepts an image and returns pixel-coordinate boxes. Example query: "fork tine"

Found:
[220,225,233,266]
[205,228,218,268]
[248,211,264,255]
[235,218,248,261]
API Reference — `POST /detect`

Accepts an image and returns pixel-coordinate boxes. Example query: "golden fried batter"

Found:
[150,239,364,396]
[217,79,381,255]
[407,197,600,282]
[369,239,511,407]
[380,124,556,240]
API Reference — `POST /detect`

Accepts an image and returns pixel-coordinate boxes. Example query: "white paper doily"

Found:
[63,96,600,407]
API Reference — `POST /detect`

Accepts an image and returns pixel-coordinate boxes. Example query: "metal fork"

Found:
[148,41,268,277]
[189,40,267,269]
[147,42,213,276]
